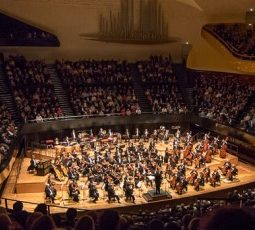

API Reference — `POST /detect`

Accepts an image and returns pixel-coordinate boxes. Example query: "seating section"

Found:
[5,56,64,122]
[56,60,141,116]
[0,103,17,167]
[137,56,187,113]
[192,72,254,125]
[0,12,60,47]
[205,23,255,59]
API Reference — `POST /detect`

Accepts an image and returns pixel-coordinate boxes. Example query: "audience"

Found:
[56,60,141,116]
[5,56,64,122]
[206,23,255,59]
[192,72,254,125]
[240,105,255,134]
[137,56,186,113]
[0,103,17,167]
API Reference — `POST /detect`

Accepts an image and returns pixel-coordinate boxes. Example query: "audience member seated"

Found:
[56,60,133,85]
[0,103,17,167]
[192,72,254,125]
[5,56,64,122]
[137,56,186,113]
[205,23,255,59]
[56,59,141,116]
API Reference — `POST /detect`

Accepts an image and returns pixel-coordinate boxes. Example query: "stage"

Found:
[2,140,255,214]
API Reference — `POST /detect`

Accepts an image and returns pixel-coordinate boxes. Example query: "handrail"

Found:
[13,150,25,194]
[26,111,188,123]
[1,197,89,214]
[203,24,255,60]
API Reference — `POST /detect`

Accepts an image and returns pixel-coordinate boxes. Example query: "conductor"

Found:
[155,170,163,194]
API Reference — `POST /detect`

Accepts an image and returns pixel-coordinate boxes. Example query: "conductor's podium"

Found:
[143,189,172,202]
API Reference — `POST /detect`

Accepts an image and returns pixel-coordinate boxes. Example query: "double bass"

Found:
[205,148,212,163]
[219,138,228,158]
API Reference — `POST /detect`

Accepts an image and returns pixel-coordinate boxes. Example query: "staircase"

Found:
[173,63,194,111]
[0,64,20,123]
[130,63,152,113]
[47,64,74,116]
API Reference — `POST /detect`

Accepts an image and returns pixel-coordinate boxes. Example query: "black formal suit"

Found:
[155,171,163,194]
[27,159,37,171]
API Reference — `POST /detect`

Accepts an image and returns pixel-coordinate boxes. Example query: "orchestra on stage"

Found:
[28,126,239,204]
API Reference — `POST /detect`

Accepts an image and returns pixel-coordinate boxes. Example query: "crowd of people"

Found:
[0,103,17,167]
[56,60,141,116]
[4,56,64,122]
[207,23,255,58]
[1,186,255,230]
[240,106,255,134]
[192,72,254,125]
[137,56,186,113]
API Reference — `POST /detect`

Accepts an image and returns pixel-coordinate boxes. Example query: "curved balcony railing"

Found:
[203,23,255,61]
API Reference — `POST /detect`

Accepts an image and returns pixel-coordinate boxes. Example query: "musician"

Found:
[224,160,232,170]
[135,128,139,140]
[89,181,99,203]
[173,138,179,150]
[68,167,79,182]
[194,177,200,191]
[232,164,238,177]
[210,169,220,187]
[125,181,135,203]
[203,167,211,183]
[164,148,171,163]
[27,155,38,173]
[98,128,104,137]
[144,128,149,140]
[177,162,186,176]
[45,182,57,203]
[69,181,80,202]
[186,131,192,144]
[199,172,205,186]
[107,184,120,203]
[175,129,181,139]
[155,171,163,194]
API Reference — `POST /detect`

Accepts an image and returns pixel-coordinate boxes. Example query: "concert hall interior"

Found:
[0,1,255,230]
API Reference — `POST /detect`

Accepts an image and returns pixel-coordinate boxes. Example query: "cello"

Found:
[205,148,212,163]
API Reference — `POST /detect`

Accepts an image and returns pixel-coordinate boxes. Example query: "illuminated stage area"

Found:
[2,132,255,214]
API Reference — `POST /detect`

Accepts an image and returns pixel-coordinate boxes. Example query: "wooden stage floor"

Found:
[2,160,255,214]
